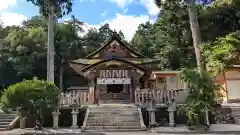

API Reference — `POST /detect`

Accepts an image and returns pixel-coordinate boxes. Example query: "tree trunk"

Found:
[47,5,55,83]
[59,61,63,91]
[187,0,203,76]
[187,0,209,126]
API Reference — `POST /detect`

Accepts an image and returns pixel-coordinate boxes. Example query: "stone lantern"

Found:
[70,99,79,128]
[167,98,177,127]
[146,91,157,128]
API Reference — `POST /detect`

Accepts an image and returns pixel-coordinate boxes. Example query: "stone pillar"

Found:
[19,117,27,129]
[71,108,79,128]
[148,99,157,126]
[167,99,176,127]
[52,110,60,128]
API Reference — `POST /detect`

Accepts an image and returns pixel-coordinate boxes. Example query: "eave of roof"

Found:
[81,58,149,73]
[70,58,160,65]
[152,71,181,74]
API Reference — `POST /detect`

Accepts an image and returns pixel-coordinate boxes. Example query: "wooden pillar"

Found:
[132,79,140,103]
[144,81,148,88]
[88,78,95,104]
[129,83,132,101]
[95,84,99,105]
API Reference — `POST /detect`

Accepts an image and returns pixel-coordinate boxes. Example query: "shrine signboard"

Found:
[97,70,131,84]
[97,78,131,84]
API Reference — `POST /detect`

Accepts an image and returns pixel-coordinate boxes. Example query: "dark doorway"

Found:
[107,84,123,93]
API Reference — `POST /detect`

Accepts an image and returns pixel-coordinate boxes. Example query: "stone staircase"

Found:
[0,111,17,130]
[82,104,146,131]
[230,107,240,124]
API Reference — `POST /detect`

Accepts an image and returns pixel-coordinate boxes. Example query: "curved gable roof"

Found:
[84,32,147,59]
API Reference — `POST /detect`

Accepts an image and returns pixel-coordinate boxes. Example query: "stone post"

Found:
[19,117,27,129]
[71,108,79,128]
[52,109,60,128]
[167,99,176,127]
[148,98,157,127]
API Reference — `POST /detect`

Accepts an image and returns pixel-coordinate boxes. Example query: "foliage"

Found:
[26,0,73,17]
[0,79,60,115]
[202,31,240,75]
[131,22,156,58]
[179,68,221,125]
[0,0,240,94]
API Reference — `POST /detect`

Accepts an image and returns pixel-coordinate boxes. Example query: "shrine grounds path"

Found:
[2,124,240,135]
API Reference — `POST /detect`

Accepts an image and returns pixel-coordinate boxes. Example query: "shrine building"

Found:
[65,32,186,105]
[52,32,239,131]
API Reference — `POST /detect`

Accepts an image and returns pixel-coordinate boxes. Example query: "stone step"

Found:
[88,112,138,116]
[0,124,7,128]
[86,122,141,127]
[90,105,136,108]
[0,121,10,125]
[0,114,17,117]
[88,110,138,113]
[87,119,140,123]
[0,119,13,122]
[0,128,6,131]
[0,116,16,120]
[90,107,137,109]
[88,114,139,117]
[89,108,137,111]
[87,116,140,121]
[0,114,17,116]
[85,126,142,130]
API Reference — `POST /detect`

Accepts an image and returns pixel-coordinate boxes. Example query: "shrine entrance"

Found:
[96,70,132,103]
[106,84,123,93]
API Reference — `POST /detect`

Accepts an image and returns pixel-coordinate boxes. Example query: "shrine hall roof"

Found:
[80,58,149,73]
[70,58,160,65]
[84,32,147,59]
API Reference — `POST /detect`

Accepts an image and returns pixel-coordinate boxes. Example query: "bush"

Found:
[179,68,222,126]
[0,79,60,117]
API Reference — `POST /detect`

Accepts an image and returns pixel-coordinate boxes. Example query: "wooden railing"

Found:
[59,91,89,107]
[135,89,187,105]
[59,89,187,107]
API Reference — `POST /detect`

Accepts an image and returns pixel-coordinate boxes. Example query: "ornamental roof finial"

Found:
[112,30,121,39]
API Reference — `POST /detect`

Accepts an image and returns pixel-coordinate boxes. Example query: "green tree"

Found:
[131,22,156,58]
[179,68,221,127]
[202,31,240,75]
[26,0,74,83]
[0,79,60,128]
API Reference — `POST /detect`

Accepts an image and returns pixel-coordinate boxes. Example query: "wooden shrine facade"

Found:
[67,32,160,104]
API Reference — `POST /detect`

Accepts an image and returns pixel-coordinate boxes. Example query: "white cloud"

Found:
[108,0,159,16]
[80,14,150,41]
[78,23,101,37]
[0,0,16,11]
[101,11,108,16]
[0,12,27,26]
[139,0,160,16]
[123,8,128,13]
[103,13,150,41]
[108,0,134,7]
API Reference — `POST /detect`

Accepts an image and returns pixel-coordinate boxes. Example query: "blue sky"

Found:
[0,0,159,41]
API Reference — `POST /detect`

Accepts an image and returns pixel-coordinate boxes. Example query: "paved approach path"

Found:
[2,124,240,135]
[0,130,239,135]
